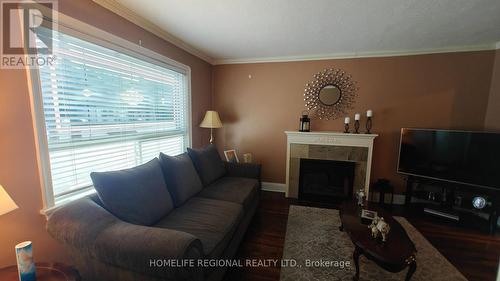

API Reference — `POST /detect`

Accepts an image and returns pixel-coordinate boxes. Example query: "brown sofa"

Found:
[47,145,261,281]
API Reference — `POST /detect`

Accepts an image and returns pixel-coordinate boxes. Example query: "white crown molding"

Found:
[215,43,499,65]
[92,0,215,65]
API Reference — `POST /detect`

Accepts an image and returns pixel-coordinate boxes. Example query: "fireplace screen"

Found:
[298,158,355,203]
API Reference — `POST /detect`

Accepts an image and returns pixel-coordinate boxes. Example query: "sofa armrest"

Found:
[224,161,262,182]
[47,198,203,280]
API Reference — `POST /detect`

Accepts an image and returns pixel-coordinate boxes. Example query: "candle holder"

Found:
[366,117,373,134]
[299,110,311,132]
[344,123,350,133]
[354,120,360,134]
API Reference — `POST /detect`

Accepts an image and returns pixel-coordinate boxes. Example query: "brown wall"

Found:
[485,49,500,130]
[213,51,496,193]
[0,0,212,266]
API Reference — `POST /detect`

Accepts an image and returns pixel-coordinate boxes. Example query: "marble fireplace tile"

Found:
[291,144,309,158]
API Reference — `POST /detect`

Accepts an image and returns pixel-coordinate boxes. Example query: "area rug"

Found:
[280,205,467,281]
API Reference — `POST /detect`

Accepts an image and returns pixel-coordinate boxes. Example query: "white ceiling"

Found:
[112,0,500,64]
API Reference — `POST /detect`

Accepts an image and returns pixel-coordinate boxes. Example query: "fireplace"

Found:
[298,158,355,203]
[285,131,377,199]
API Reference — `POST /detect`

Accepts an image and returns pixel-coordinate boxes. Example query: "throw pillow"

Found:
[159,152,203,207]
[90,158,174,226]
[187,144,226,186]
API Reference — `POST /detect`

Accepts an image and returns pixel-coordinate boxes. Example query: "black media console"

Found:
[404,175,499,234]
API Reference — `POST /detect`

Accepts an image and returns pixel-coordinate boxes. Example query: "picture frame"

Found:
[361,209,377,220]
[224,149,239,163]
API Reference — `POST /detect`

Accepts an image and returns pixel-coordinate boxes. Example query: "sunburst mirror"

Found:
[304,68,358,120]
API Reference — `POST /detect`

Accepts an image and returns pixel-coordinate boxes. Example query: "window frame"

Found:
[26,11,192,213]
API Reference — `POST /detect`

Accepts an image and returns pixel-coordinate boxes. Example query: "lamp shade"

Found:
[200,111,223,129]
[0,184,18,216]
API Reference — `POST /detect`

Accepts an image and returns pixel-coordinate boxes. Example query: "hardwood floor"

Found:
[223,191,500,281]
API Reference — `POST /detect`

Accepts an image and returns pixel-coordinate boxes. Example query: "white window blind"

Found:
[35,28,190,205]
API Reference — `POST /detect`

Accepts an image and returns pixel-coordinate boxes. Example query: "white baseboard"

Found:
[262,182,286,193]
[368,192,406,205]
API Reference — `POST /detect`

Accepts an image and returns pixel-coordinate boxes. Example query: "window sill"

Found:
[39,205,61,218]
[40,189,97,218]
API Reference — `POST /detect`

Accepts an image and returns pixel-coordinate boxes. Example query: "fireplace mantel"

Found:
[285,131,378,198]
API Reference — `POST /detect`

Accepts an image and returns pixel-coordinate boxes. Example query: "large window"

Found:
[33,26,190,207]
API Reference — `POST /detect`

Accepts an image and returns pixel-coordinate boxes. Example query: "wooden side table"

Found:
[0,262,80,281]
[370,179,394,206]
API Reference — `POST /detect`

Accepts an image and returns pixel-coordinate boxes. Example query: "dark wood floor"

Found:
[223,191,500,281]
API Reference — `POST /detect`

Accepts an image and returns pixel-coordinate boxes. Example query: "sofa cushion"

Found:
[197,177,259,212]
[187,144,226,186]
[159,152,203,207]
[155,197,243,258]
[90,158,174,226]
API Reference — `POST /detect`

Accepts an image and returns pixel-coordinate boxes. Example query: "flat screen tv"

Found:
[398,128,500,190]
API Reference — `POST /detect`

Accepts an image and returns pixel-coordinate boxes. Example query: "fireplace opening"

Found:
[298,158,355,203]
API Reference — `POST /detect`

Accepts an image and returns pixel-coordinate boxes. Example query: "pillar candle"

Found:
[344,117,350,124]
[354,113,360,121]
[367,110,373,117]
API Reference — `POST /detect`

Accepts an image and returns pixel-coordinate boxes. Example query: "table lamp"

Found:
[200,111,223,144]
[0,184,18,216]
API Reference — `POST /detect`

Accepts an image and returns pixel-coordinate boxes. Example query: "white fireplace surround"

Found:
[285,131,378,198]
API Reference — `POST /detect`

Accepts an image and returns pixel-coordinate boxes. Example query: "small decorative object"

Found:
[369,222,379,239]
[361,209,378,224]
[344,117,350,133]
[377,218,390,242]
[299,111,311,132]
[200,111,223,144]
[304,68,358,120]
[361,209,377,220]
[368,216,391,242]
[243,153,253,163]
[224,149,239,163]
[365,110,373,134]
[354,113,360,134]
[472,196,488,209]
[15,241,36,281]
[427,192,437,201]
[355,188,365,206]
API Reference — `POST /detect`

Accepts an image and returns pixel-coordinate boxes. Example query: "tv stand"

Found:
[404,176,499,234]
[423,207,459,221]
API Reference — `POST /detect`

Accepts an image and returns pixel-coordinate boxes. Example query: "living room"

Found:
[0,0,499,281]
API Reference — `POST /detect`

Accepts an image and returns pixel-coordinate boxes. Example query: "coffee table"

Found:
[339,202,417,281]
[0,262,80,281]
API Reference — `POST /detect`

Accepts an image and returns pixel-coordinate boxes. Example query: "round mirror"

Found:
[318,85,341,106]
[304,68,357,120]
